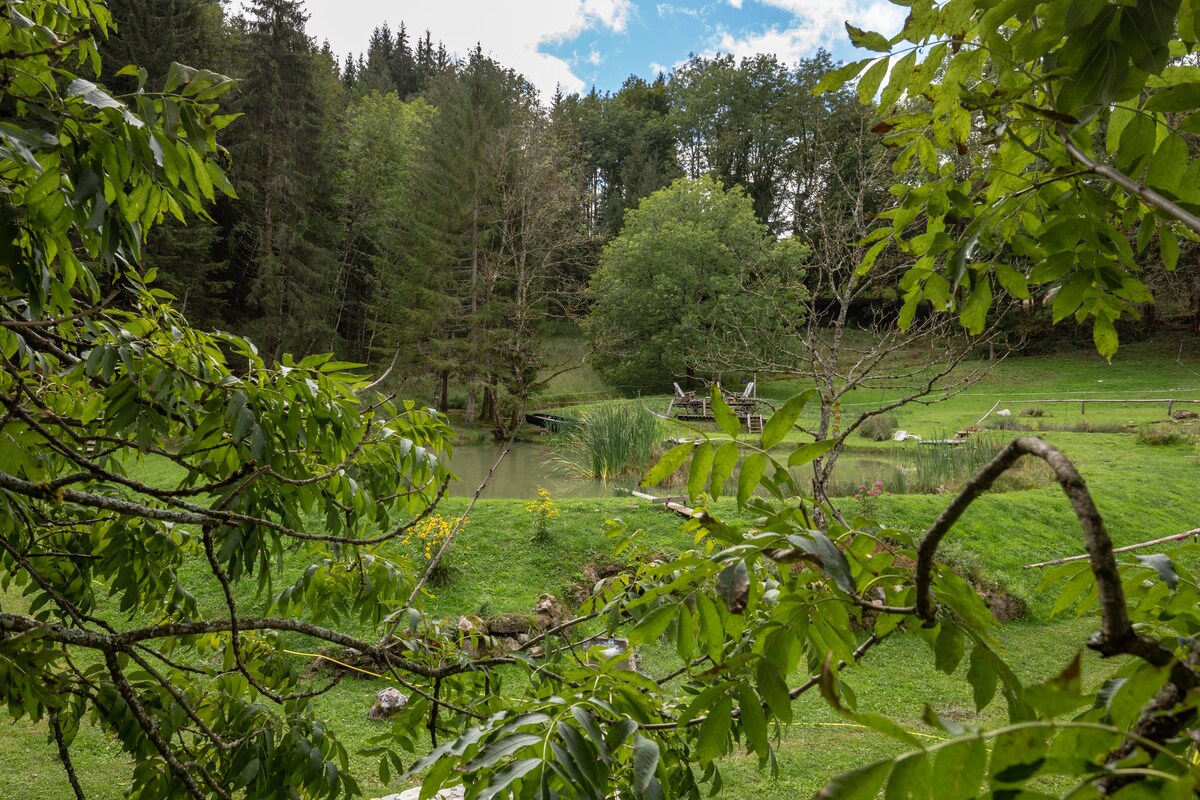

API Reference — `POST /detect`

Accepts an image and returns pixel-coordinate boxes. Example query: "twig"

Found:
[50,709,87,800]
[1059,129,1200,235]
[399,431,517,612]
[1023,529,1200,569]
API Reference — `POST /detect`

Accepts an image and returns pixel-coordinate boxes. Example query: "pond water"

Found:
[448,442,903,500]
[448,442,633,499]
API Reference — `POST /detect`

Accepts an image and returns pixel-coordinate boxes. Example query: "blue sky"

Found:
[292,0,907,99]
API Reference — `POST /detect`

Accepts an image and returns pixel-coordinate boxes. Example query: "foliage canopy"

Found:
[819,0,1200,359]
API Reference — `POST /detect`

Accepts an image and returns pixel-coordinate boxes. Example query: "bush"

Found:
[1138,424,1185,445]
[857,413,900,441]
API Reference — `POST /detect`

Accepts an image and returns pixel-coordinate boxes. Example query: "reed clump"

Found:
[550,404,665,481]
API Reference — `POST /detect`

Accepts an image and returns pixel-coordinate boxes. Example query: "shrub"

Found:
[402,513,465,585]
[857,413,900,442]
[1138,424,1185,446]
[525,489,561,542]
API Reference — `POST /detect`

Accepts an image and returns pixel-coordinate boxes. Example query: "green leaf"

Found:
[1052,272,1092,323]
[463,733,542,771]
[762,390,814,450]
[994,265,1031,300]
[478,758,541,800]
[788,439,837,467]
[1146,133,1189,195]
[857,58,888,103]
[1144,81,1200,112]
[756,659,793,724]
[695,695,733,761]
[1160,226,1180,270]
[846,24,892,52]
[233,405,254,443]
[1116,113,1156,173]
[1136,553,1179,589]
[931,737,987,799]
[885,752,931,800]
[1107,665,1171,728]
[688,440,714,500]
[786,532,856,594]
[1093,314,1118,361]
[1120,0,1176,73]
[676,603,696,663]
[737,452,766,509]
[641,442,692,487]
[815,758,892,799]
[958,275,992,335]
[813,59,872,94]
[633,735,659,796]
[990,727,1049,784]
[629,603,677,645]
[966,645,998,712]
[711,386,741,438]
[933,622,965,674]
[738,683,770,764]
[716,560,750,614]
[709,442,739,500]
[696,593,724,662]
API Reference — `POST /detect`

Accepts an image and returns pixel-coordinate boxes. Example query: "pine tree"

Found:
[223,0,345,359]
[97,0,231,329]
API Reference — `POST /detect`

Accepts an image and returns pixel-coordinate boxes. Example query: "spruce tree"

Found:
[223,0,345,359]
[97,0,231,329]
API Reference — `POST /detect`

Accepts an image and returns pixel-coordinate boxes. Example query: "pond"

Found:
[449,442,633,499]
[447,442,906,500]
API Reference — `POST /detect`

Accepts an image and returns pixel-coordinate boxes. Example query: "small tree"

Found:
[585,175,788,393]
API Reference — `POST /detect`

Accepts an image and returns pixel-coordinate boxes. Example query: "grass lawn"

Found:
[2,334,1198,799]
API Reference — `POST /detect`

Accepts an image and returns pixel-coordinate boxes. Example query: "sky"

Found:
[282,0,907,99]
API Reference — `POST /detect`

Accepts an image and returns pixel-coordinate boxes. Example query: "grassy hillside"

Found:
[2,336,1198,799]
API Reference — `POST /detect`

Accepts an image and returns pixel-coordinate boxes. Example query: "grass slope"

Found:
[2,336,1198,799]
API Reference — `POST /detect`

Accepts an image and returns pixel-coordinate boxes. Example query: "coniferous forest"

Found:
[93,0,938,424]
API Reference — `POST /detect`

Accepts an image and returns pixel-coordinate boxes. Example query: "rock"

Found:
[533,593,568,631]
[367,687,408,721]
[485,613,536,636]
[1173,409,1198,420]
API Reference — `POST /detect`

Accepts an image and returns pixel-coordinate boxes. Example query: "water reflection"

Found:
[448,442,635,499]
[448,442,904,500]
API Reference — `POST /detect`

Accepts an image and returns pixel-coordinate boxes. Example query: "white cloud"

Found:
[649,62,669,75]
[657,3,703,18]
[728,0,744,7]
[588,49,604,66]
[272,0,634,98]
[702,0,906,64]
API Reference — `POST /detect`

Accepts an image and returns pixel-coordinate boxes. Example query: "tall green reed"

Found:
[549,404,665,481]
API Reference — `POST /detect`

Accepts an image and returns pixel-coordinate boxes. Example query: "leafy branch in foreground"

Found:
[818,0,1200,358]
